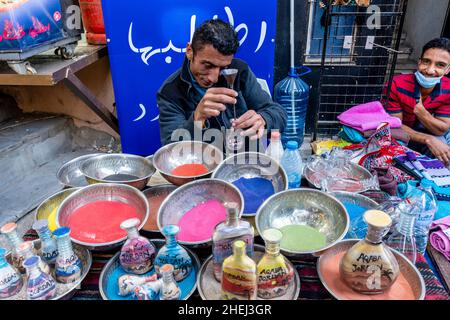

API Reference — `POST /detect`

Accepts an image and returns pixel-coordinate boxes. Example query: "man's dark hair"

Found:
[191,19,239,56]
[421,37,450,57]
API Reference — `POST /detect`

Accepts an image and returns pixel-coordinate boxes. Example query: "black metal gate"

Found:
[310,0,408,140]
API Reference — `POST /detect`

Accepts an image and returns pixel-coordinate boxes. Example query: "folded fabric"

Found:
[337,101,402,131]
[363,128,410,144]
[371,166,398,196]
[430,216,450,260]
[339,126,365,143]
[436,200,450,221]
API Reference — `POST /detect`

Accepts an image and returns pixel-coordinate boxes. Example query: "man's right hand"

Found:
[426,136,450,164]
[194,88,237,123]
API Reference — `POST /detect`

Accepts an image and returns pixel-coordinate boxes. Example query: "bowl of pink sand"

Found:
[153,141,224,186]
[157,179,244,247]
[56,183,149,251]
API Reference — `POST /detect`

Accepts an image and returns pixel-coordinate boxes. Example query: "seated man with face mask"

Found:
[385,38,450,164]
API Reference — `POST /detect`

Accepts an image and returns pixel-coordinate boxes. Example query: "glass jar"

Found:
[53,227,82,284]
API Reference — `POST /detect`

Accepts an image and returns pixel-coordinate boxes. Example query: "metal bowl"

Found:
[99,239,200,300]
[304,160,373,192]
[56,183,149,251]
[212,152,288,216]
[157,179,244,247]
[4,239,92,300]
[142,184,178,233]
[153,141,224,186]
[56,153,103,188]
[81,153,155,190]
[255,188,349,256]
[35,187,80,232]
[331,191,378,220]
[317,239,426,300]
[197,244,301,300]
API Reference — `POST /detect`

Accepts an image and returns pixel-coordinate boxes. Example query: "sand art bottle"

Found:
[257,229,294,299]
[33,220,58,265]
[118,274,158,296]
[0,222,25,273]
[212,202,254,282]
[17,241,50,276]
[119,218,156,274]
[159,264,181,300]
[155,225,192,282]
[340,210,400,294]
[53,227,82,284]
[23,256,56,300]
[0,247,23,299]
[221,240,257,300]
[134,280,162,300]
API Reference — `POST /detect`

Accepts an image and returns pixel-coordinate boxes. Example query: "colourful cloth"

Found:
[363,128,410,144]
[337,101,402,131]
[436,200,450,221]
[430,216,450,261]
[383,73,450,128]
[338,126,365,143]
[371,166,398,196]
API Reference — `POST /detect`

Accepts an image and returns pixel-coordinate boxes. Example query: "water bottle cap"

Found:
[271,131,280,140]
[286,141,298,150]
[420,179,433,188]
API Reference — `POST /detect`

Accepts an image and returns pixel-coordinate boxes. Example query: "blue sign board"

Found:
[102,0,277,156]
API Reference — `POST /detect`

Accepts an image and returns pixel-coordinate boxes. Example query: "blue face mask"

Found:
[415,71,443,89]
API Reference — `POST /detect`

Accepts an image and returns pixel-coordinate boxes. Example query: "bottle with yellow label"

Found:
[221,240,257,300]
[340,210,400,294]
[257,228,294,299]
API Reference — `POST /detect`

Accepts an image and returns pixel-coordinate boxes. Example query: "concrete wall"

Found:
[403,0,450,61]
[0,55,118,138]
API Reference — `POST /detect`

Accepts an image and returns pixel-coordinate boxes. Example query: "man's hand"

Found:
[426,136,450,164]
[194,88,237,123]
[413,98,429,119]
[232,110,266,140]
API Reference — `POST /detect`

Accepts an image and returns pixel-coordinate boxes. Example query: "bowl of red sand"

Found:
[317,239,426,300]
[56,183,149,251]
[81,153,155,190]
[153,141,223,186]
[212,152,288,217]
[157,179,244,247]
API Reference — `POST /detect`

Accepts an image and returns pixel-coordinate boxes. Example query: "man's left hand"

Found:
[413,98,429,118]
[231,110,266,140]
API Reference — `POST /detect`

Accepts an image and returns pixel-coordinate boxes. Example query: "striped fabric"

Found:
[384,74,450,128]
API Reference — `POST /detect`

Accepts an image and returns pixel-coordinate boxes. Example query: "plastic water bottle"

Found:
[280,141,302,189]
[409,179,438,254]
[265,131,284,163]
[274,66,311,148]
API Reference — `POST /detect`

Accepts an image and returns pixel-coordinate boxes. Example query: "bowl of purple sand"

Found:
[212,152,288,217]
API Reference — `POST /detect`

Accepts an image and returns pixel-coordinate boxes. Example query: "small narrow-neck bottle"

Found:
[213,202,254,282]
[0,222,25,273]
[119,218,156,274]
[159,264,181,300]
[257,229,295,299]
[221,240,257,300]
[340,210,400,294]
[32,220,58,264]
[134,280,162,300]
[386,205,417,264]
[53,227,82,284]
[0,247,22,299]
[17,241,50,276]
[23,256,56,300]
[155,225,192,282]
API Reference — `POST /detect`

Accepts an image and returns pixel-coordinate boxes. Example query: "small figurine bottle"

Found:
[0,247,23,299]
[159,264,181,300]
[155,225,192,282]
[23,256,56,300]
[119,218,156,274]
[340,210,400,294]
[134,280,163,300]
[17,241,51,276]
[32,220,58,265]
[53,227,82,284]
[118,274,158,296]
[212,202,254,281]
[221,240,257,300]
[0,222,25,273]
[257,229,295,299]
